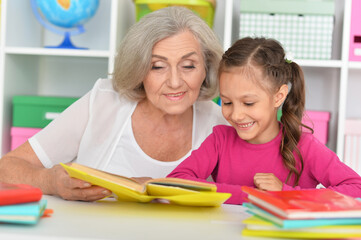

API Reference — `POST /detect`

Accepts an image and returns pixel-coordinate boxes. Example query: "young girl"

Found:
[167,37,361,205]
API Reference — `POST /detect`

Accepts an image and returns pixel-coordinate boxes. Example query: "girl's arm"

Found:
[284,138,361,197]
[168,127,249,205]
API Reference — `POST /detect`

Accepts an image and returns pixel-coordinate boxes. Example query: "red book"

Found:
[0,183,42,206]
[242,186,361,219]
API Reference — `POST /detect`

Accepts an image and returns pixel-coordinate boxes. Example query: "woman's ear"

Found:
[274,84,288,108]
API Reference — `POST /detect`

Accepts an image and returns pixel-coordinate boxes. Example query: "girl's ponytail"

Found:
[280,62,311,186]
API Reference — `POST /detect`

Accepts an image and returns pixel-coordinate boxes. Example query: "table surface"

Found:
[0,195,254,240]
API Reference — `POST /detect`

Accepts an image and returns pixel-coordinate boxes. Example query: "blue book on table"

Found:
[0,199,47,225]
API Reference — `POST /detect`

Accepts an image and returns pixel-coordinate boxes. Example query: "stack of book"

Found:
[0,182,49,224]
[241,186,361,239]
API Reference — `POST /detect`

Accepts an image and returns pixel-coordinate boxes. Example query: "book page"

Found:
[147,178,217,192]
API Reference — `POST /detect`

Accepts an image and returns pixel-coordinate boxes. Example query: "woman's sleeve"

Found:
[28,91,91,168]
[283,138,361,198]
[167,127,248,205]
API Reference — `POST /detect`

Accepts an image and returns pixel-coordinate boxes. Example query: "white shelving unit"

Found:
[0,0,230,156]
[0,0,134,155]
[0,0,359,162]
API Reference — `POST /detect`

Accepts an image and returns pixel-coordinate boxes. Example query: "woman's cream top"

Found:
[29,78,227,177]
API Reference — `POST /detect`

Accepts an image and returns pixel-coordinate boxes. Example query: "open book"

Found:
[61,163,231,207]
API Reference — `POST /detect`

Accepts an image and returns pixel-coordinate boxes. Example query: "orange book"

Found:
[242,186,361,219]
[0,183,42,206]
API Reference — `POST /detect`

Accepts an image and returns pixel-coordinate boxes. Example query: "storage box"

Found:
[344,119,361,174]
[12,96,78,128]
[278,110,330,145]
[239,0,335,60]
[349,0,361,61]
[134,0,215,27]
[10,127,42,150]
[302,110,330,145]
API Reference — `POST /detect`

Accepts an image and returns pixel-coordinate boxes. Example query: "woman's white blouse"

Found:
[29,78,227,177]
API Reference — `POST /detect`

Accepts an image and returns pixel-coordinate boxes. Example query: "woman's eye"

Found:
[151,66,163,70]
[223,102,232,106]
[183,65,195,69]
[244,102,254,106]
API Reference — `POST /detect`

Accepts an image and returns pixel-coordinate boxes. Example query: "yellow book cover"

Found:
[60,163,231,207]
[242,216,361,238]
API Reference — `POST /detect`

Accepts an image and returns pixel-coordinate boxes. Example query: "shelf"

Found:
[348,61,361,69]
[296,59,343,68]
[4,47,110,58]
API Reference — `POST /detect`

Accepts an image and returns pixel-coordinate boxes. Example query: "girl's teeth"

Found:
[239,122,253,128]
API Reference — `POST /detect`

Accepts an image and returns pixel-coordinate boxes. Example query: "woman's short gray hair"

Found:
[112,6,223,101]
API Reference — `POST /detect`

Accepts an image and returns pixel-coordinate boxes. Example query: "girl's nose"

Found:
[231,105,245,122]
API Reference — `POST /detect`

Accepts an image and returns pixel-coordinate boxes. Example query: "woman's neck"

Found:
[135,99,194,131]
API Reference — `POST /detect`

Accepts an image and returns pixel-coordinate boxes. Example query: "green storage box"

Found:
[239,0,335,60]
[240,0,335,15]
[12,96,79,128]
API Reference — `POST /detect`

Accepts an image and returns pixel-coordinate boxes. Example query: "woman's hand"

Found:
[253,173,283,191]
[48,164,112,201]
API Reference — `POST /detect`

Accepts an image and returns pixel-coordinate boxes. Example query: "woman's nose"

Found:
[167,68,183,88]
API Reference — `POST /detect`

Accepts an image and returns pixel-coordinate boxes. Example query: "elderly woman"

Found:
[0,7,227,201]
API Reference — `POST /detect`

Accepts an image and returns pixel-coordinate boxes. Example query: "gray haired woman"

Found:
[0,7,227,201]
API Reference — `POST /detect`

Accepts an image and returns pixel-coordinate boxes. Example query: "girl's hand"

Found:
[48,164,112,201]
[254,173,283,191]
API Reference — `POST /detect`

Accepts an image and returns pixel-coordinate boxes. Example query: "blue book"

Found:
[243,202,361,229]
[0,199,47,225]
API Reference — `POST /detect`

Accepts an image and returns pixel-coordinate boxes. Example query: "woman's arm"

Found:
[0,141,111,201]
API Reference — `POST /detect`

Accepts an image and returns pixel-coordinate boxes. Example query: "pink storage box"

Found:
[302,110,330,145]
[349,0,361,61]
[11,127,42,150]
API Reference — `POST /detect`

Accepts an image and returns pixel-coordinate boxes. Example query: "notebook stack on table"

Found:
[0,182,51,225]
[241,186,361,239]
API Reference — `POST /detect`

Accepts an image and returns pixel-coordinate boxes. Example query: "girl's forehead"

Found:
[221,66,262,83]
[220,65,273,93]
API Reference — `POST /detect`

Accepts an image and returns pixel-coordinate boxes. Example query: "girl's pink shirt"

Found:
[168,125,361,205]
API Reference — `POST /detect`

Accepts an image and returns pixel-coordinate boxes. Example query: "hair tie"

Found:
[284,51,294,64]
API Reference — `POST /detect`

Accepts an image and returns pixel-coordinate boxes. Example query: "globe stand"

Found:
[45,32,87,50]
[31,0,98,50]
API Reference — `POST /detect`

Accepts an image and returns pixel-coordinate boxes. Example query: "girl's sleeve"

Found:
[167,127,248,205]
[28,91,91,168]
[283,138,361,198]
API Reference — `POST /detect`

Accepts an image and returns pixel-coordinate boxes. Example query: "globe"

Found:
[31,0,100,49]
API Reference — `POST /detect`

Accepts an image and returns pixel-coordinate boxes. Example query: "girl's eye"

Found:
[223,102,232,106]
[244,102,254,106]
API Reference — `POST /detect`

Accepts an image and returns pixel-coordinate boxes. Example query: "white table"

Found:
[0,195,252,240]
